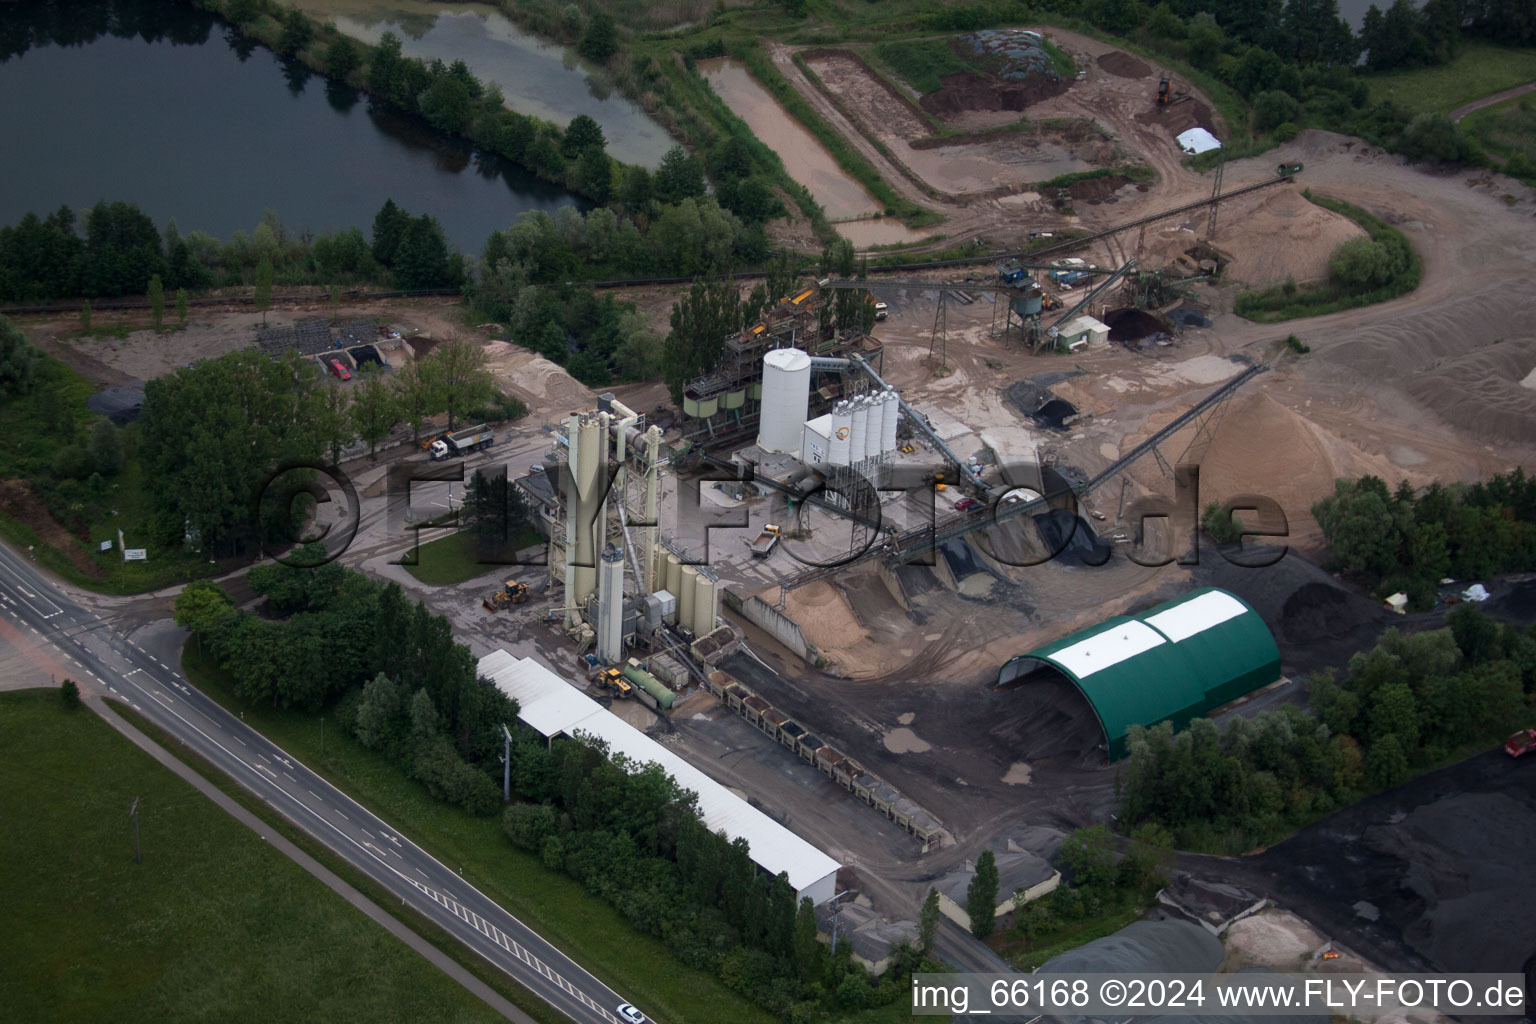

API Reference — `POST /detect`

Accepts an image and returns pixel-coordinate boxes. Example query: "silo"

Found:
[881,388,899,453]
[756,348,812,454]
[849,397,869,466]
[569,414,605,610]
[692,576,717,636]
[597,546,625,664]
[664,553,682,621]
[679,565,699,635]
[829,402,853,467]
[863,395,883,461]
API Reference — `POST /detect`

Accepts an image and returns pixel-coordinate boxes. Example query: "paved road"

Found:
[1449,79,1536,122]
[0,540,634,1024]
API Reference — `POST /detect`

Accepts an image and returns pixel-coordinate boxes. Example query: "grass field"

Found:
[1365,42,1536,115]
[180,646,786,1024]
[1463,94,1536,181]
[402,525,542,586]
[871,38,976,94]
[0,689,502,1024]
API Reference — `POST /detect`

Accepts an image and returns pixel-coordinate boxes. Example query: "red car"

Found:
[954,497,981,512]
[329,358,351,381]
[1505,729,1536,758]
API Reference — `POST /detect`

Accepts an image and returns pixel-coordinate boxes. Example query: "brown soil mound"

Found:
[920,71,1067,119]
[1067,173,1130,202]
[1097,51,1150,79]
[1195,392,1340,538]
[0,478,105,579]
[1133,96,1215,139]
[1404,338,1536,446]
[1213,187,1367,286]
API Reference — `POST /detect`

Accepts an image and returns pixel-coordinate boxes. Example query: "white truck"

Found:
[429,424,495,460]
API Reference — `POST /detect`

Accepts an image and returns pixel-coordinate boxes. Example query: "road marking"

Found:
[334,809,348,821]
[234,735,246,745]
[283,771,297,782]
[256,763,278,779]
[307,789,322,801]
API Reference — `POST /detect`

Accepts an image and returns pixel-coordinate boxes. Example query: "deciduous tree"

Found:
[966,849,1000,938]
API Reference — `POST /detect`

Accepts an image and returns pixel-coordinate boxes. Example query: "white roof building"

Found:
[478,650,841,904]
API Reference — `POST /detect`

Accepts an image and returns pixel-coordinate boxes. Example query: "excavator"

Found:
[482,579,530,612]
[1156,76,1171,106]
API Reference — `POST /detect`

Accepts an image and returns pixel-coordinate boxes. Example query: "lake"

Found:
[0,0,582,254]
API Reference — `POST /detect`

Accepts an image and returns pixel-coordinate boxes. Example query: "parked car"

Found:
[617,1004,648,1024]
[954,497,981,512]
[329,358,351,381]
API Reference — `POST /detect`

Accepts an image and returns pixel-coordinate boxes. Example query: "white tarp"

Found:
[1176,127,1221,154]
[1462,583,1489,602]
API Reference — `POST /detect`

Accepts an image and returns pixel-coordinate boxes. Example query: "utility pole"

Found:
[129,797,141,865]
[827,889,851,948]
[500,723,512,802]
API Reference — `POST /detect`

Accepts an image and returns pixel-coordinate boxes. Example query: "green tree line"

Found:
[174,563,515,816]
[1119,605,1536,852]
[1312,470,1536,609]
[502,729,936,1019]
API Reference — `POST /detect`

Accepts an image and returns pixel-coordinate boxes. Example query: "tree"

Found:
[1202,501,1245,543]
[654,145,706,204]
[349,365,398,458]
[147,273,164,331]
[277,6,313,56]
[1448,604,1501,665]
[419,74,473,133]
[967,850,1000,938]
[175,287,189,325]
[662,276,740,402]
[313,379,354,464]
[563,114,606,158]
[575,147,613,204]
[1312,478,1402,579]
[1328,237,1395,289]
[1398,113,1469,163]
[226,0,264,24]
[371,199,411,267]
[918,886,941,955]
[1060,825,1117,893]
[60,678,82,709]
[390,356,436,442]
[83,201,165,298]
[577,10,619,63]
[326,34,361,79]
[1253,89,1300,131]
[172,579,237,638]
[1185,12,1225,69]
[617,166,653,212]
[394,215,458,289]
[0,315,40,397]
[253,255,274,325]
[792,896,820,980]
[423,337,496,430]
[89,419,124,476]
[355,672,405,749]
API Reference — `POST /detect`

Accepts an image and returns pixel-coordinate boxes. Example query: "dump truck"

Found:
[429,423,495,460]
[747,524,780,558]
[1506,728,1536,758]
[482,580,529,612]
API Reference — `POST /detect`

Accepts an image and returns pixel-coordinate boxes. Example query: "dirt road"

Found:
[1449,79,1536,121]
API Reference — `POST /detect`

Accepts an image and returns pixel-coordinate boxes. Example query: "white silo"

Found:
[829,401,853,467]
[863,395,882,461]
[756,348,812,454]
[849,396,869,466]
[881,388,899,453]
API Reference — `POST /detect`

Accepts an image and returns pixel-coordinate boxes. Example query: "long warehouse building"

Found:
[478,650,841,905]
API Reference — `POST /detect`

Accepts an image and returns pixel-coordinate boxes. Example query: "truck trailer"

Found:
[429,424,495,460]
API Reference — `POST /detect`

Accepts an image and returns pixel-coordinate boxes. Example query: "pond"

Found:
[0,0,581,254]
[304,0,675,168]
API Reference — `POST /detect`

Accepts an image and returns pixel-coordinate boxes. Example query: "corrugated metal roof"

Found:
[997,588,1280,759]
[479,651,841,902]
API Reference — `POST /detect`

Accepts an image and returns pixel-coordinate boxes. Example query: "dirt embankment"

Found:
[1096,51,1150,79]
[920,70,1069,119]
[0,479,105,579]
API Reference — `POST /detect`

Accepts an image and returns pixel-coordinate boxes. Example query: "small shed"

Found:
[936,850,1060,931]
[1057,315,1110,351]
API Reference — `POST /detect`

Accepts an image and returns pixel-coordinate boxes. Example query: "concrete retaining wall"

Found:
[723,589,816,663]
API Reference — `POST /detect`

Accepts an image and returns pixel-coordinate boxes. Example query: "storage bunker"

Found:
[996,588,1280,759]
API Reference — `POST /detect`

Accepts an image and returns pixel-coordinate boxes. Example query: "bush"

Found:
[1272,121,1299,142]
[1328,237,1396,289]
[1398,113,1472,164]
[1253,90,1300,132]
[60,679,81,710]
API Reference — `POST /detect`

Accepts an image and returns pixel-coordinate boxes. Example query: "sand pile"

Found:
[1213,188,1366,286]
[783,580,867,651]
[1404,337,1536,446]
[482,342,595,414]
[1195,392,1340,534]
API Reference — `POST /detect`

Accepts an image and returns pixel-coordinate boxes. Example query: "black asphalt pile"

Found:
[348,345,383,369]
[257,317,332,357]
[86,383,145,425]
[338,319,376,346]
[990,671,1107,766]
[1033,397,1078,430]
[1250,753,1536,977]
[1038,918,1223,973]
[1033,509,1111,565]
[1004,379,1051,417]
[1105,308,1165,341]
[1169,307,1212,328]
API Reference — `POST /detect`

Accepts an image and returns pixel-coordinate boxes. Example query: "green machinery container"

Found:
[722,388,746,410]
[622,662,676,709]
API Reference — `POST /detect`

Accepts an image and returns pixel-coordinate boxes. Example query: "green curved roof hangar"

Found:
[997,587,1281,760]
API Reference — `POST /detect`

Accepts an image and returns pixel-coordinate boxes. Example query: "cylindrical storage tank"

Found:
[722,388,745,410]
[678,565,699,634]
[829,402,852,467]
[747,382,762,401]
[682,394,702,417]
[864,396,882,461]
[695,395,719,419]
[756,348,812,453]
[881,388,899,453]
[693,576,717,636]
[571,417,603,608]
[622,664,676,710]
[664,553,682,621]
[849,397,868,466]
